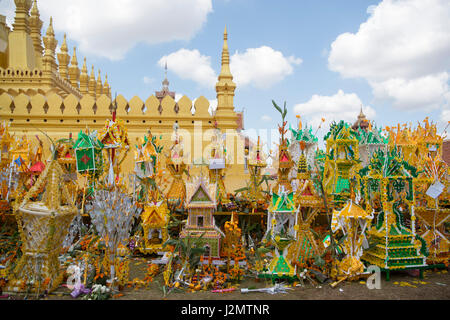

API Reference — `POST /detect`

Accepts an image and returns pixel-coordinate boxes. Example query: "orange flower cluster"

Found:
[143,263,159,283]
[228,263,244,281]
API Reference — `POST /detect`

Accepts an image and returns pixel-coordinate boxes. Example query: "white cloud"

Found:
[143,76,154,85]
[328,0,450,112]
[159,45,302,89]
[261,115,272,122]
[0,0,213,60]
[371,73,450,110]
[231,46,302,89]
[159,49,217,88]
[208,99,217,114]
[175,93,184,102]
[293,90,376,131]
[442,109,450,123]
[0,1,14,28]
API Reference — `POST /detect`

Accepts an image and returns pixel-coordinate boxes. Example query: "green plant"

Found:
[82,284,111,300]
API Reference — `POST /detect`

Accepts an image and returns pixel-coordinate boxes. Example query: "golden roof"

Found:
[333,201,371,219]
[19,158,76,214]
[185,175,216,208]
[98,119,129,149]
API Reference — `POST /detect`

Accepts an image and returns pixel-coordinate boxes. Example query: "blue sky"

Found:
[1,0,449,149]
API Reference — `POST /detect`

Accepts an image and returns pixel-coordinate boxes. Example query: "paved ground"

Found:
[114,268,450,300]
[2,259,448,300]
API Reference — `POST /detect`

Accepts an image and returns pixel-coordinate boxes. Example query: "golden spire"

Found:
[79,57,89,94]
[96,69,103,96]
[88,65,97,97]
[218,26,233,81]
[61,33,68,52]
[30,0,38,15]
[12,0,33,33]
[81,57,87,73]
[57,33,70,80]
[103,73,111,98]
[69,46,80,88]
[46,16,55,37]
[29,0,43,61]
[70,46,78,66]
[42,17,58,71]
[215,26,237,124]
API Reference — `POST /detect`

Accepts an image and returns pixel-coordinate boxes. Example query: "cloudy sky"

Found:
[1,0,449,149]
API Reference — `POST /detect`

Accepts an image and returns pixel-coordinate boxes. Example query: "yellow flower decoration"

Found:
[275,235,281,242]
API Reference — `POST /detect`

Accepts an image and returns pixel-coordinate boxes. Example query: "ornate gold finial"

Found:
[81,57,87,74]
[220,26,231,76]
[30,0,39,17]
[215,26,237,120]
[42,16,58,71]
[96,69,103,95]
[103,73,111,97]
[46,16,54,37]
[61,33,68,52]
[70,46,78,66]
[79,57,89,94]
[88,65,97,97]
[29,0,44,61]
[89,65,96,85]
[13,0,33,33]
[68,46,80,88]
[57,33,70,79]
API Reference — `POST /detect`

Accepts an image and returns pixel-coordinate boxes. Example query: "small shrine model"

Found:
[330,201,373,281]
[9,135,33,206]
[287,144,324,266]
[221,213,246,279]
[8,152,78,293]
[98,114,130,184]
[413,118,443,160]
[180,175,223,258]
[74,130,104,177]
[414,152,449,265]
[134,130,161,181]
[165,124,187,207]
[356,122,388,167]
[412,119,448,264]
[74,129,104,204]
[10,134,31,173]
[140,200,170,255]
[244,136,269,209]
[55,134,78,205]
[208,125,229,206]
[289,117,318,174]
[134,130,169,255]
[261,186,298,281]
[385,124,418,167]
[323,121,359,208]
[360,149,428,280]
